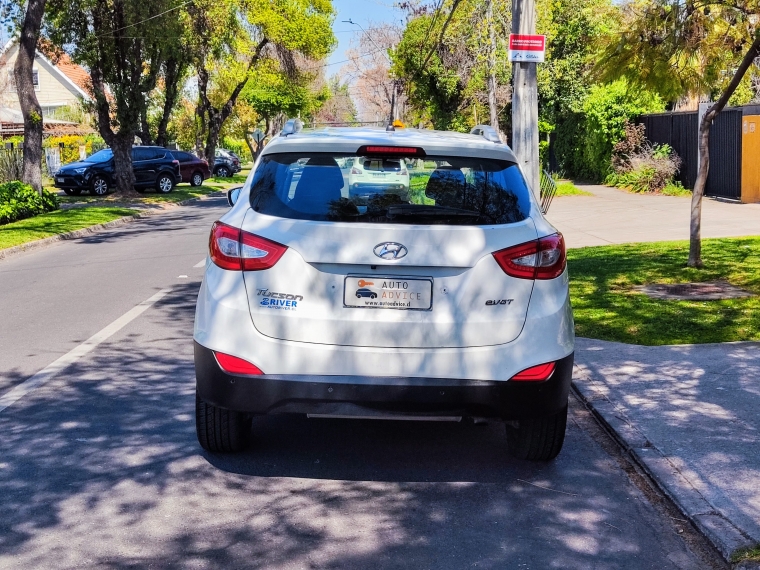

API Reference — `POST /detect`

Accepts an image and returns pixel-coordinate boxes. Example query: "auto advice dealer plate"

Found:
[344,276,433,310]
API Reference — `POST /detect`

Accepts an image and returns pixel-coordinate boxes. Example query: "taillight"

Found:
[400,168,408,175]
[350,167,362,175]
[492,233,566,280]
[511,362,556,381]
[172,159,179,166]
[209,221,287,271]
[214,351,264,375]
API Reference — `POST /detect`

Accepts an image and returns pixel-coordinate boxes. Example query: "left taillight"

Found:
[492,233,566,280]
[214,351,264,375]
[209,221,287,271]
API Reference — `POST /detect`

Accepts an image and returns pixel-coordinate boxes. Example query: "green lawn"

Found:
[0,207,136,250]
[54,182,234,206]
[555,180,592,196]
[568,237,760,345]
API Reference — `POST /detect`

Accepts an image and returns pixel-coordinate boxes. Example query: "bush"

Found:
[605,121,683,193]
[554,80,664,181]
[0,181,59,225]
[219,137,252,163]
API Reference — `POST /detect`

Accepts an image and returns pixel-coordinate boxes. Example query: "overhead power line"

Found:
[96,0,193,37]
[420,0,464,70]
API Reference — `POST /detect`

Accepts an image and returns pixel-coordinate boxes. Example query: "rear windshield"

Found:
[249,153,532,225]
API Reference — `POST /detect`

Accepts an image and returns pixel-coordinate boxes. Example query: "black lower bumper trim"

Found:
[194,342,573,420]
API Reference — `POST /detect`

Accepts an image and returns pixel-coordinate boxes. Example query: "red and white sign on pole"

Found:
[509,34,546,63]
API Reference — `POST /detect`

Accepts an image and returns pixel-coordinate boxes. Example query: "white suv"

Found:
[194,125,574,460]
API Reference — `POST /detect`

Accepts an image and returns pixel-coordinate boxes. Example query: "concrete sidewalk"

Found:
[573,337,760,562]
[547,185,760,248]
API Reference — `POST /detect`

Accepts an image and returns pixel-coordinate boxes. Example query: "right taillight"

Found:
[350,167,362,175]
[209,221,287,271]
[492,233,566,280]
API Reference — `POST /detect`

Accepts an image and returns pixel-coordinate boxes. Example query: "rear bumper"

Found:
[195,341,573,420]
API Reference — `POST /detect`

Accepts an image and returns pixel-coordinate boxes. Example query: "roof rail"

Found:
[280,118,304,137]
[470,125,503,144]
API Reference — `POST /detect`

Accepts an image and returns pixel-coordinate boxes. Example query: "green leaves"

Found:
[0,181,58,225]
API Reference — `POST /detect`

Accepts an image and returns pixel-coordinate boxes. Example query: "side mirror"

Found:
[227,186,242,207]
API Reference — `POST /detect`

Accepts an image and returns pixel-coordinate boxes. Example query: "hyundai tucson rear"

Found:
[194,127,574,460]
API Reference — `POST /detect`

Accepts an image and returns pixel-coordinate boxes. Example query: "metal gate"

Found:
[640,108,743,200]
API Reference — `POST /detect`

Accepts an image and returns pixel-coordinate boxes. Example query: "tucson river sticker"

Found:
[257,289,303,311]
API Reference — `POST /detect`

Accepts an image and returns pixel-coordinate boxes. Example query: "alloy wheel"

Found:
[92,178,108,196]
[158,176,173,193]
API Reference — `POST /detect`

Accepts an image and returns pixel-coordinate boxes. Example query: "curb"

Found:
[572,368,758,566]
[0,191,226,263]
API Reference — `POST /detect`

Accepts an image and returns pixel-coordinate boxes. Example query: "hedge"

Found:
[0,181,59,225]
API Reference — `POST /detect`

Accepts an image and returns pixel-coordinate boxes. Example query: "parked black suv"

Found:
[53,146,181,196]
[213,148,242,178]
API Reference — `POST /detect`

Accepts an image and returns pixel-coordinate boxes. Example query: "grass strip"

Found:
[0,207,135,250]
[732,545,760,563]
[568,237,760,345]
[555,181,592,196]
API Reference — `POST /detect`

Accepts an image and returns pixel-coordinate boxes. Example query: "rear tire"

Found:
[215,166,230,178]
[506,404,567,461]
[156,173,175,193]
[196,393,251,453]
[190,172,204,186]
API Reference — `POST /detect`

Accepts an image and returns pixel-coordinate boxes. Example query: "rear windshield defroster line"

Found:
[249,152,532,226]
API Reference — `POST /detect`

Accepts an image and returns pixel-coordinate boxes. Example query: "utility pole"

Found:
[486,0,499,135]
[511,0,540,201]
[389,82,397,124]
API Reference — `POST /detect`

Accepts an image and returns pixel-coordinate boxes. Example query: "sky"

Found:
[325,0,406,77]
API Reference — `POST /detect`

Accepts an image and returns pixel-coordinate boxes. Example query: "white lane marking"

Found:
[194,259,206,268]
[0,288,171,414]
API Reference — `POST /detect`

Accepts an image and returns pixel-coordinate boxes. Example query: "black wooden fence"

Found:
[639,105,760,200]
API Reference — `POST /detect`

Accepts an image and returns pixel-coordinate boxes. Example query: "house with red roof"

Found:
[0,39,93,135]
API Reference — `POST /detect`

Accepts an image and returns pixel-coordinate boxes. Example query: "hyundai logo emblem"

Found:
[374,242,408,260]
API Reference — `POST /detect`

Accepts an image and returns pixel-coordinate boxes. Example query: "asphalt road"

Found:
[0,199,724,569]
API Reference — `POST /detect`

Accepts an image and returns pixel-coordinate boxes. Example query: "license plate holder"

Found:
[344,276,433,311]
[56,177,64,183]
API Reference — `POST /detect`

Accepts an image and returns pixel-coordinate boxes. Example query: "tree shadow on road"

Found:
[0,282,698,569]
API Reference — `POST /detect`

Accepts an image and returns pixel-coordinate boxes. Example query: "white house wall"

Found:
[0,45,84,113]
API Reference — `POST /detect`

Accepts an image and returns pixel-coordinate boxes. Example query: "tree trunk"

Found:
[90,73,140,197]
[14,0,46,194]
[244,134,257,162]
[156,56,187,147]
[138,106,153,145]
[111,134,138,196]
[196,39,267,161]
[688,37,760,268]
[204,111,224,165]
[486,0,499,134]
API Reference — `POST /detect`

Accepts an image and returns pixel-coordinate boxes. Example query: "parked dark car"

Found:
[172,151,211,186]
[213,149,242,178]
[53,147,181,196]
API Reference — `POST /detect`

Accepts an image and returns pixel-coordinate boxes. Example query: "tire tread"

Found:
[506,404,567,461]
[195,393,251,453]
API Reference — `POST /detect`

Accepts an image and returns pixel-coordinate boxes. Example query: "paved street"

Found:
[547,185,760,248]
[0,200,725,568]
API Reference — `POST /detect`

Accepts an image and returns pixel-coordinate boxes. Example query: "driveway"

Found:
[547,185,760,248]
